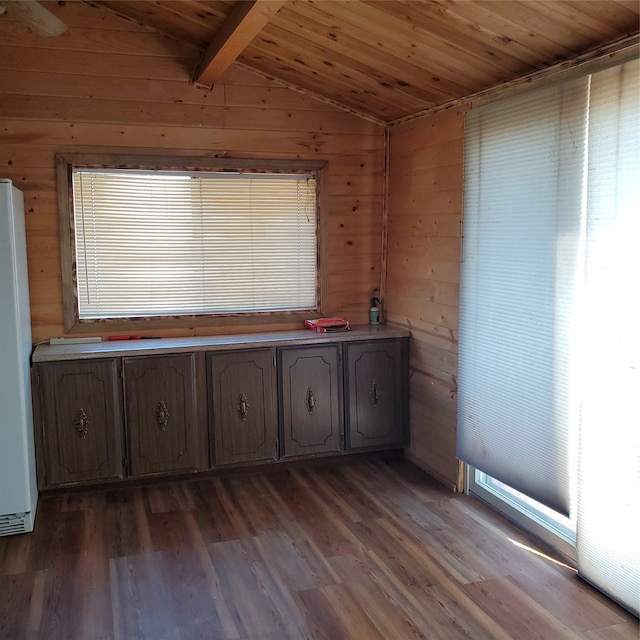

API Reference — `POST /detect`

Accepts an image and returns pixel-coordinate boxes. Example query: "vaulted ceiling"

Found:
[5,0,640,123]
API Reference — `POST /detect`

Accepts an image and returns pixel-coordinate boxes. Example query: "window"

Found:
[458,58,639,614]
[57,155,326,332]
[467,467,576,562]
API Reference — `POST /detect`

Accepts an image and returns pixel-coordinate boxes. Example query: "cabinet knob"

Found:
[155,400,169,431]
[237,393,250,422]
[75,408,89,438]
[305,387,316,414]
[370,382,380,407]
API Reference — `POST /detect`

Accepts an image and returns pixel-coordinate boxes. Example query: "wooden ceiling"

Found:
[22,1,640,123]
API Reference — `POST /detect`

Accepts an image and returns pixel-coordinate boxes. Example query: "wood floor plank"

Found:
[344,516,446,588]
[325,553,430,640]
[341,457,445,522]
[21,498,82,571]
[0,456,636,640]
[188,476,256,544]
[439,499,633,631]
[298,583,387,640]
[99,488,154,560]
[394,499,518,584]
[144,482,195,514]
[462,575,586,640]
[342,501,512,638]
[262,469,365,558]
[78,505,114,639]
[507,548,630,632]
[419,582,514,640]
[206,538,307,639]
[0,527,31,575]
[237,536,317,640]
[110,551,181,640]
[252,529,336,592]
[38,556,88,639]
[294,586,353,640]
[59,490,105,513]
[295,464,386,523]
[578,621,640,639]
[0,570,46,639]
[144,508,243,639]
[347,548,512,640]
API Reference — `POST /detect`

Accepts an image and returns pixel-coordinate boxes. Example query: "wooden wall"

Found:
[0,2,385,342]
[386,109,467,490]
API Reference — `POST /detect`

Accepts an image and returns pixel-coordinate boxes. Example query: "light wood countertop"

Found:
[32,325,409,363]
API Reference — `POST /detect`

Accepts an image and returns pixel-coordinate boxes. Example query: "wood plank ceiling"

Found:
[37,1,640,122]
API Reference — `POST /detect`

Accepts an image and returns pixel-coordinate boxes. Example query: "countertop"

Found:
[32,325,410,363]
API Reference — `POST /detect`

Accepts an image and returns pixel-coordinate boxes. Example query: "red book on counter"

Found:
[304,317,350,333]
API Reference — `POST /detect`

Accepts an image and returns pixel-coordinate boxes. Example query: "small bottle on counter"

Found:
[369,298,380,325]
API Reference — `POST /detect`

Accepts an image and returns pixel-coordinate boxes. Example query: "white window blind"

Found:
[577,60,640,615]
[458,77,589,516]
[72,170,318,320]
[459,57,639,616]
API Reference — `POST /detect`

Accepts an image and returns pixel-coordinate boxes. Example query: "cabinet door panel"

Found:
[209,350,277,465]
[280,346,341,458]
[39,360,123,486]
[346,340,407,449]
[124,354,205,476]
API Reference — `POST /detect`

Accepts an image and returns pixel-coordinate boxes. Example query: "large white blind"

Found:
[458,77,589,516]
[459,57,640,615]
[72,170,318,319]
[577,60,639,615]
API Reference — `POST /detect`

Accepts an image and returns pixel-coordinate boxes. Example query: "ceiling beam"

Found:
[0,0,66,37]
[193,0,286,87]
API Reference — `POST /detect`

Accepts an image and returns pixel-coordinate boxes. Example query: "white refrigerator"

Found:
[0,178,38,535]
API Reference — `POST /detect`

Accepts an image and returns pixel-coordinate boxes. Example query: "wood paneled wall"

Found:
[386,109,467,490]
[0,2,385,342]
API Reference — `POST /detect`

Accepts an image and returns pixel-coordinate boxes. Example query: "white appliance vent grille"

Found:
[0,513,29,537]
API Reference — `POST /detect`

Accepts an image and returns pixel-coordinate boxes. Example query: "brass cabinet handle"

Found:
[370,382,379,407]
[237,393,250,422]
[305,387,316,414]
[156,400,169,431]
[75,408,89,438]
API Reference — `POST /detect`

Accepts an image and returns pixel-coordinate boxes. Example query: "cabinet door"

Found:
[279,346,342,458]
[209,350,277,465]
[345,340,407,450]
[38,359,123,487]
[124,354,206,476]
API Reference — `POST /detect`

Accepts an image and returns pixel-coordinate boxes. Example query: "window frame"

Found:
[56,153,328,334]
[466,466,577,562]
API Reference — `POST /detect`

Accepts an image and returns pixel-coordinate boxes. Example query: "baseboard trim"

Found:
[404,451,460,492]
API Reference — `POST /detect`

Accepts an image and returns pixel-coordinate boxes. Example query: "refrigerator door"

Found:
[0,178,38,534]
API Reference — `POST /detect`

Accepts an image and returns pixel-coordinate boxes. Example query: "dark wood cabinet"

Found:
[33,327,409,489]
[38,359,124,487]
[208,349,277,465]
[279,345,342,458]
[345,340,407,450]
[123,354,207,476]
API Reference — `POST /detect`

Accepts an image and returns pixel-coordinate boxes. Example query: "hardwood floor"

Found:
[0,457,636,640]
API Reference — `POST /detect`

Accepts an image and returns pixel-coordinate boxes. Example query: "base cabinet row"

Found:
[34,339,408,488]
